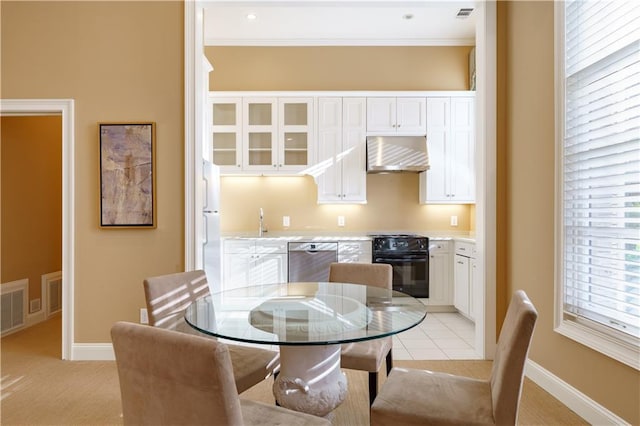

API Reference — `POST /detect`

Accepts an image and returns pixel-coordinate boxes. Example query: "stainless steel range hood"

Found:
[366,135,430,173]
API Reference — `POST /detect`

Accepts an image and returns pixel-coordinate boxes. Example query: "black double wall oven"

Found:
[371,234,429,298]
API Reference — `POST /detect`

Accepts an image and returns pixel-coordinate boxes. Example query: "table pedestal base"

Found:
[273,344,347,418]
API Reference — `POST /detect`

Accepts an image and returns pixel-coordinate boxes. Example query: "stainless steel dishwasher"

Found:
[288,242,338,282]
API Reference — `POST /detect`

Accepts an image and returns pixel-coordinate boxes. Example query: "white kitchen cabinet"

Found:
[338,240,372,263]
[427,240,453,307]
[209,96,314,174]
[453,240,476,321]
[211,97,243,172]
[366,97,426,135]
[222,239,288,290]
[419,96,475,204]
[316,97,367,203]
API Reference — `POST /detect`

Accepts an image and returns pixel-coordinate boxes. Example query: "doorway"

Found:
[0,99,75,360]
[184,1,497,359]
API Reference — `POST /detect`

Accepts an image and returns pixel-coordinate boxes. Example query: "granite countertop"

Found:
[222,231,475,243]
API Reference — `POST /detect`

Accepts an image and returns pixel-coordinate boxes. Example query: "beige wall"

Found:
[3,2,637,422]
[221,174,472,234]
[500,2,639,423]
[209,45,475,234]
[1,1,184,341]
[206,46,473,91]
[1,116,62,304]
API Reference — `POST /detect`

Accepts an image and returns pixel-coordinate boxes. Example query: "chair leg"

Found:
[274,371,280,406]
[368,372,378,406]
[386,349,393,375]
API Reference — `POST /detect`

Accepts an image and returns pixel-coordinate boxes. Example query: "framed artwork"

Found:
[99,122,156,228]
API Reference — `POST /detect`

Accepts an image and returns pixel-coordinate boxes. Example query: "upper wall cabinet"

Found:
[366,97,426,135]
[211,97,243,170]
[210,95,314,174]
[316,97,367,203]
[420,96,475,204]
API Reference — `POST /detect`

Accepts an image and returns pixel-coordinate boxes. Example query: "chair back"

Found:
[490,290,538,425]
[111,321,243,426]
[143,270,209,328]
[328,262,393,290]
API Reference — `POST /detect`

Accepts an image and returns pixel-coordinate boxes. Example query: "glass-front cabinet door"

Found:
[211,97,242,172]
[243,97,277,172]
[211,95,314,174]
[278,97,313,172]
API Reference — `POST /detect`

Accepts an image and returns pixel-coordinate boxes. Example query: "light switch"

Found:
[283,216,290,227]
[338,216,345,227]
[450,215,458,226]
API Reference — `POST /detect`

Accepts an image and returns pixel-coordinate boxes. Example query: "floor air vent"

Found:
[1,279,28,335]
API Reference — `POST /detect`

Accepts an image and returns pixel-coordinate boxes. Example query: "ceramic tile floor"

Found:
[393,312,480,360]
[224,311,479,361]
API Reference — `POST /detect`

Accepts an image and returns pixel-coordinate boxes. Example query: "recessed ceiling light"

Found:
[246,13,257,20]
[402,13,414,20]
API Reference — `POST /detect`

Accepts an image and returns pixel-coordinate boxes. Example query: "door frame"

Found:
[0,99,75,360]
[184,1,497,358]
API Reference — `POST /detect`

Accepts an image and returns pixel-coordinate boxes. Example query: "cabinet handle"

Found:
[457,261,464,265]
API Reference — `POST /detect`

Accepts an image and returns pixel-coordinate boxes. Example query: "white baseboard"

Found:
[26,310,46,327]
[72,343,115,361]
[525,359,629,426]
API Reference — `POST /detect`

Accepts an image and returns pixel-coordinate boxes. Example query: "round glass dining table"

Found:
[184,282,427,417]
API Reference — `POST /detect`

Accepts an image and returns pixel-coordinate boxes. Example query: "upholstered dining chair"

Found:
[143,270,280,394]
[111,321,330,426]
[370,290,539,426]
[328,262,394,405]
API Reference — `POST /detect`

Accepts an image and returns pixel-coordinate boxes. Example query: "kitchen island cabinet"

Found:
[316,97,367,203]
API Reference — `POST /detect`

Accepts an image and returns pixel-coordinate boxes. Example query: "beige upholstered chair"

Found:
[143,270,279,394]
[370,290,539,426]
[111,322,330,426]
[328,262,394,405]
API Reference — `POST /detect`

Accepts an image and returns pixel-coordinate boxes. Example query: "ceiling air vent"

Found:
[456,8,474,18]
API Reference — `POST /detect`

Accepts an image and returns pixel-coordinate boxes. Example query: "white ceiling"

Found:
[204,1,477,46]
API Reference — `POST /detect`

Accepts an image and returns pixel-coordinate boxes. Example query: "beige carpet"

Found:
[1,317,587,425]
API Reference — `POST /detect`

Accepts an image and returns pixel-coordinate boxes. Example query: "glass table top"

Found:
[184,282,428,346]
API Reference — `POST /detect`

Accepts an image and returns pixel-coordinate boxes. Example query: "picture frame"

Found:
[99,122,156,228]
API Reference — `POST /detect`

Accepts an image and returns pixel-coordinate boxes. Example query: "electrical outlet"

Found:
[283,216,290,227]
[338,216,345,227]
[140,308,149,324]
[450,215,458,226]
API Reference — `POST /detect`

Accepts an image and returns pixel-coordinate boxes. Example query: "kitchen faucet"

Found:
[259,207,267,237]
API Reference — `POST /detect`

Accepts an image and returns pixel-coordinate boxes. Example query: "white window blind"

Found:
[562,0,640,342]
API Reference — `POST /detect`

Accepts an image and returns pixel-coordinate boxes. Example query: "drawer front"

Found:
[224,240,255,254]
[454,241,475,258]
[338,241,372,256]
[255,240,289,254]
[429,240,451,253]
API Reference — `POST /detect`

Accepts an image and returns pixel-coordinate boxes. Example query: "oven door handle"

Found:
[374,256,428,263]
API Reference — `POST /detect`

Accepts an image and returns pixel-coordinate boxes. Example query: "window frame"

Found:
[554,1,639,371]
